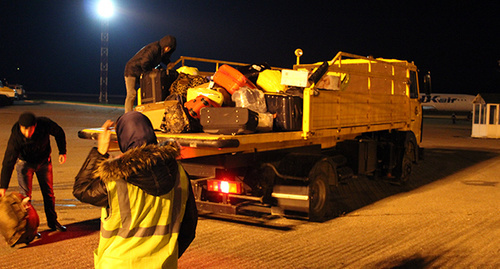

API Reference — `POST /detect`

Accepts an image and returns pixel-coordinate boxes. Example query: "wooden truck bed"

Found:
[79,51,421,160]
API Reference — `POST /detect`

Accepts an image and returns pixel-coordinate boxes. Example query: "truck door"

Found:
[409,70,423,143]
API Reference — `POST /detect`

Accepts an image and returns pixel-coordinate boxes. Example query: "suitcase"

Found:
[140,69,178,104]
[200,107,259,135]
[0,192,40,247]
[265,94,303,131]
[236,62,271,84]
[184,95,221,119]
[136,101,178,131]
[257,69,286,93]
[213,64,257,95]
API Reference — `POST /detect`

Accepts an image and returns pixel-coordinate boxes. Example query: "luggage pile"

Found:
[142,63,305,135]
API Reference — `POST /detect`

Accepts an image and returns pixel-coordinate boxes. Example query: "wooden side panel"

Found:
[308,59,412,132]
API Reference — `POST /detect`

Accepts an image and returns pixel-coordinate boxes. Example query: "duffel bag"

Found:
[0,192,40,247]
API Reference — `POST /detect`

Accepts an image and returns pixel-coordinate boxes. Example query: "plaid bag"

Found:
[168,72,209,98]
[160,98,201,133]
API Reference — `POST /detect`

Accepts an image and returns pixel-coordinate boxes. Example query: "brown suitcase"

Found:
[135,101,172,130]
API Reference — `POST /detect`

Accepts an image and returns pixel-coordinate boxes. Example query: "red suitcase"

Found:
[213,64,257,94]
[184,95,220,119]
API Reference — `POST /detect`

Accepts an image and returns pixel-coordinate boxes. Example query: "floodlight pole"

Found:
[99,19,109,104]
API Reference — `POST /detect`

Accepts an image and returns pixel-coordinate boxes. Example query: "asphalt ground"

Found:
[0,101,499,268]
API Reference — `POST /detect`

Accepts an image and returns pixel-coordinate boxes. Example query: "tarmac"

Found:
[0,101,499,268]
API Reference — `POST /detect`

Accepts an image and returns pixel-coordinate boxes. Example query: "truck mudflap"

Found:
[271,185,309,216]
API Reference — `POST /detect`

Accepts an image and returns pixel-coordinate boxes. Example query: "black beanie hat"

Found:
[18,112,36,127]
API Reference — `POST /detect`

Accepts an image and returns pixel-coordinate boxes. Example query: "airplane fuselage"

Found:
[419,93,475,112]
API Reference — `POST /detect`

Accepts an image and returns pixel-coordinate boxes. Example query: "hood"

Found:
[95,143,180,196]
[159,35,176,54]
[116,111,157,153]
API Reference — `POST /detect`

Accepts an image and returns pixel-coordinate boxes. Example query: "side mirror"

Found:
[423,71,432,95]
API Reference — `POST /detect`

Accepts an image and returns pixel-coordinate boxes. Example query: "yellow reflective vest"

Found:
[94,163,189,269]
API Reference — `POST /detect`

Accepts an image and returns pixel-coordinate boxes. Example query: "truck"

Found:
[8,84,27,100]
[0,80,16,105]
[79,51,424,221]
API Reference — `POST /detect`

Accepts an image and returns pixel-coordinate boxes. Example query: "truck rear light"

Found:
[207,179,242,194]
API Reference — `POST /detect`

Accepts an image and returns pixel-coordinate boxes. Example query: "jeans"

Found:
[16,158,58,227]
[125,76,138,113]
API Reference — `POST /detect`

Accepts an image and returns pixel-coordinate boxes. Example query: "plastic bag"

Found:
[231,86,267,113]
[257,112,273,132]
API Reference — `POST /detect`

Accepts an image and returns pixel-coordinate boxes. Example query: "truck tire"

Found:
[308,160,334,222]
[394,133,416,183]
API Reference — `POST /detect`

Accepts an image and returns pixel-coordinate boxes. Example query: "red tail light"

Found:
[207,179,242,194]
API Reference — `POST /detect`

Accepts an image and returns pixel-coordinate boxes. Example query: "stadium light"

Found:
[96,0,114,103]
[97,0,114,18]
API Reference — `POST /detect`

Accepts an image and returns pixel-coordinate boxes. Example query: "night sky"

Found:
[1,1,499,99]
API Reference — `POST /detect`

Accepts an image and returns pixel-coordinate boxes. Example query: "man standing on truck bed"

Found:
[124,35,176,113]
[0,112,67,232]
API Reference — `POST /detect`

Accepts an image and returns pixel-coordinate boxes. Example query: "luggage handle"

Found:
[308,61,329,85]
[176,94,186,106]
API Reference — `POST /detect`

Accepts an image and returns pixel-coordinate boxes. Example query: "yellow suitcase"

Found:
[256,69,286,93]
[186,83,225,106]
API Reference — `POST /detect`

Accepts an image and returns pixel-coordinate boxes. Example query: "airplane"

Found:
[419,93,476,113]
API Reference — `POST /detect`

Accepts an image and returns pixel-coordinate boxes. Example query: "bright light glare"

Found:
[97,0,114,18]
[220,181,230,193]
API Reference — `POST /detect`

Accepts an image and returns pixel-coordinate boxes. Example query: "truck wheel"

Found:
[395,135,416,183]
[308,160,332,222]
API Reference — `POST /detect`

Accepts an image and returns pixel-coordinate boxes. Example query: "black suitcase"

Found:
[140,69,178,104]
[236,62,271,84]
[265,94,303,131]
[200,107,259,135]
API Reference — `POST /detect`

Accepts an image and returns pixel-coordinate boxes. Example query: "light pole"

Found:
[97,0,114,104]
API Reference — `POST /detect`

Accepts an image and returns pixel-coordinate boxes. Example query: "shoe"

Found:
[49,222,67,232]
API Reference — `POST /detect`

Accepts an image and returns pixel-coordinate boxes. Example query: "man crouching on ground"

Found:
[73,111,197,268]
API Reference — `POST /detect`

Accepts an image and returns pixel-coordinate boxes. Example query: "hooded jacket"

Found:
[73,112,197,267]
[1,117,66,189]
[124,35,177,78]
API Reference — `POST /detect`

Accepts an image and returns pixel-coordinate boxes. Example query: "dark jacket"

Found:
[73,144,197,257]
[1,117,66,189]
[124,35,176,78]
